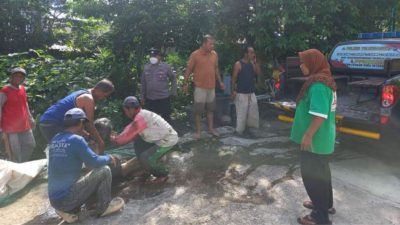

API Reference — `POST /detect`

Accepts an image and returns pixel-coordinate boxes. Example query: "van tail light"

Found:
[380,115,389,124]
[381,84,399,108]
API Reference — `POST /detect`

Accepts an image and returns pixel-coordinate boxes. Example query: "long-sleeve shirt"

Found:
[141,62,177,100]
[112,109,178,147]
[48,132,111,201]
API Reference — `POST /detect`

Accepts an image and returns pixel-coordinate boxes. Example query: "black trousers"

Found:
[146,97,171,123]
[300,151,333,223]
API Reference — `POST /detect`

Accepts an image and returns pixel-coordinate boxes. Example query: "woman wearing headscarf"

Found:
[290,49,337,225]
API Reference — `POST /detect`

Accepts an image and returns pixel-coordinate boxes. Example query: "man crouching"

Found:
[48,108,124,223]
[111,96,178,184]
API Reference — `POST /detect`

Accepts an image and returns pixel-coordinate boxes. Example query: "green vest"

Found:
[290,83,336,154]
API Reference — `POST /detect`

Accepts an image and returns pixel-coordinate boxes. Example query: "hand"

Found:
[110,131,117,143]
[109,155,116,167]
[301,133,312,151]
[30,118,36,129]
[183,83,189,94]
[231,90,237,100]
[252,55,257,64]
[219,82,225,90]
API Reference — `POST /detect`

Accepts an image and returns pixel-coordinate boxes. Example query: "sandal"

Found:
[303,200,336,214]
[208,130,220,138]
[297,215,332,225]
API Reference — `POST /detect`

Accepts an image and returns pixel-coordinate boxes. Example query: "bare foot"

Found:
[194,132,201,140]
[208,129,220,137]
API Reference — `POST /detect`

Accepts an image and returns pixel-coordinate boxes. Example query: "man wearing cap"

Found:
[0,67,36,162]
[110,96,178,184]
[39,79,114,154]
[48,108,124,223]
[183,34,225,140]
[141,47,176,123]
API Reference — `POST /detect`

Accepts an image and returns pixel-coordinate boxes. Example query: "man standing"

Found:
[0,67,36,162]
[231,46,262,135]
[183,34,225,140]
[39,79,114,154]
[141,48,176,123]
[48,108,124,223]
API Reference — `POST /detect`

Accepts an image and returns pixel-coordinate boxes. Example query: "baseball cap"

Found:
[122,96,140,108]
[149,47,159,57]
[10,67,27,76]
[64,108,88,121]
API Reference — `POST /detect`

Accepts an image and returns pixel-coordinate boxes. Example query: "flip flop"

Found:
[194,133,201,140]
[303,200,336,214]
[208,130,220,138]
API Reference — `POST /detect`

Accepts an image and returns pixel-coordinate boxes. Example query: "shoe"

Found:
[303,200,336,214]
[56,210,79,223]
[100,197,125,217]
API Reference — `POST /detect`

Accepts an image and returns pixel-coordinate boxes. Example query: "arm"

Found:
[231,61,241,99]
[76,137,112,168]
[26,102,35,129]
[76,94,105,154]
[0,93,11,159]
[168,66,177,96]
[111,117,148,145]
[0,93,6,132]
[183,55,194,94]
[253,62,262,77]
[215,55,225,90]
[301,116,325,151]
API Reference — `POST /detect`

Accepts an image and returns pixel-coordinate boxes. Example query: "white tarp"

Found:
[0,159,47,199]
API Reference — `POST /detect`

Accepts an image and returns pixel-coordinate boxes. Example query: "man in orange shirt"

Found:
[183,34,225,140]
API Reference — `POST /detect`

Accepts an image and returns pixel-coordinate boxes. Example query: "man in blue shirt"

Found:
[40,79,114,154]
[48,108,124,223]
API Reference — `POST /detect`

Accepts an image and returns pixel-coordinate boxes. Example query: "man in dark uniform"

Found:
[140,48,177,123]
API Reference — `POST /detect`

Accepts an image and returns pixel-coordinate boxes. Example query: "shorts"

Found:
[193,87,216,114]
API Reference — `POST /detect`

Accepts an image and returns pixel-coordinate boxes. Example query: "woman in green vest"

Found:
[291,49,337,225]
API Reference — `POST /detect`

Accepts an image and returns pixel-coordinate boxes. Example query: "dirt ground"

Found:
[1,106,399,225]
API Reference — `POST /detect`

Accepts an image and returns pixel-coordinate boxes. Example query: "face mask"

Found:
[150,57,158,64]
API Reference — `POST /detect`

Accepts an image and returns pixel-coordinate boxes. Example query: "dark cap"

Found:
[10,67,27,76]
[64,108,88,121]
[149,47,160,57]
[123,96,140,108]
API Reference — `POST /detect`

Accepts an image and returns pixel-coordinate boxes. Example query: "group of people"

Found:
[0,34,336,225]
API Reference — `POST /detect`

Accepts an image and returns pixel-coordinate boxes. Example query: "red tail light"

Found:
[381,84,399,107]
